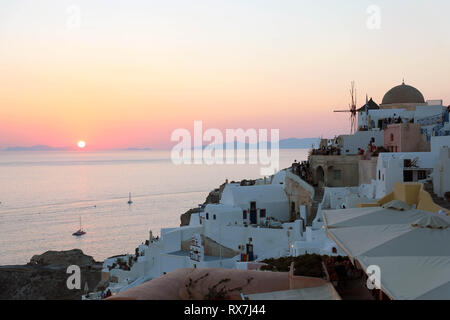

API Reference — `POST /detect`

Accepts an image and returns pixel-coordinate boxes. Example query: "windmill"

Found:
[334,81,357,134]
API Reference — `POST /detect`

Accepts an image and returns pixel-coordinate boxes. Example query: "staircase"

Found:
[423,181,450,211]
[308,187,324,226]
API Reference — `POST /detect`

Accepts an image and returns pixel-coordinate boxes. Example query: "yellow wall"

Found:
[357,182,450,215]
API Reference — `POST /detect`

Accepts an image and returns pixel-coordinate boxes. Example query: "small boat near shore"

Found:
[73,217,86,236]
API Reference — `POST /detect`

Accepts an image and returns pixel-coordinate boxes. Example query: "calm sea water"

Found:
[0,149,308,265]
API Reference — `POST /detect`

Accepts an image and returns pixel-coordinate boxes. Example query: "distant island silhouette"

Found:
[3,145,71,151]
[2,139,319,151]
[193,138,320,150]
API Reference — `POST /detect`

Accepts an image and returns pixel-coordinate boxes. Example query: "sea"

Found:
[0,149,308,265]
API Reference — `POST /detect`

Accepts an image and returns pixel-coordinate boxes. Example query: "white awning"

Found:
[243,284,340,300]
[323,204,450,300]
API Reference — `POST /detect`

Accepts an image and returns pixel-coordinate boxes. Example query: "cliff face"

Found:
[29,249,96,266]
[0,249,103,300]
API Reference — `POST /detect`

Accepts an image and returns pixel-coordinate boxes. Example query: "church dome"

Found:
[382,82,425,105]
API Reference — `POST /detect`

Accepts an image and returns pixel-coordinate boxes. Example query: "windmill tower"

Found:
[334,81,358,134]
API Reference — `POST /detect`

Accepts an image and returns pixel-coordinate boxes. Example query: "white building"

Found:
[312,136,450,215]
[98,173,340,296]
[218,184,290,223]
[433,146,450,198]
[373,152,437,198]
[337,130,383,155]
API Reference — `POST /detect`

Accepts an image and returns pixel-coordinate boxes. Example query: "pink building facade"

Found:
[383,123,429,152]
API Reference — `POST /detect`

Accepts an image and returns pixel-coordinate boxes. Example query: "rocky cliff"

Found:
[0,249,103,300]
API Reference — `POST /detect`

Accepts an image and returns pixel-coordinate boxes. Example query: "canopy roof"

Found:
[323,203,450,300]
[243,284,340,300]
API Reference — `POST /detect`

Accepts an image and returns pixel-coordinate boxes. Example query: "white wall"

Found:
[220,184,289,221]
[271,170,287,185]
[358,106,445,129]
[202,204,243,227]
[375,157,402,198]
[291,227,344,256]
[203,223,303,260]
[180,225,204,242]
[339,130,383,155]
[431,136,450,153]
[358,109,414,128]
[160,253,188,275]
[414,106,445,125]
[374,152,438,198]
[433,147,450,197]
[160,228,182,253]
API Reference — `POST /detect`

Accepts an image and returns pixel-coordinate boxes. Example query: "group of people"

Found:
[359,114,414,131]
[325,256,361,289]
[380,114,410,129]
[101,289,112,299]
[358,137,377,157]
[310,145,341,156]
[292,160,312,183]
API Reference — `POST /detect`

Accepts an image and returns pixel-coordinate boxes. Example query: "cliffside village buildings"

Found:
[90,82,450,300]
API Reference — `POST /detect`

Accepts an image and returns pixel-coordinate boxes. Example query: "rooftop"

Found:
[382,82,425,105]
[322,196,450,300]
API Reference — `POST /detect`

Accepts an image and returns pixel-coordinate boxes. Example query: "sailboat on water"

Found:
[128,192,133,205]
[73,216,86,236]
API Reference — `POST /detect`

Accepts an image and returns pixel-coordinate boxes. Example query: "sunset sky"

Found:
[1,0,449,150]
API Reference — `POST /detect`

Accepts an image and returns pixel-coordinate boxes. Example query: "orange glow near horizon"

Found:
[1,1,449,150]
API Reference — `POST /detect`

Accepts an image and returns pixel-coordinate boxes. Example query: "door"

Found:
[250,201,257,224]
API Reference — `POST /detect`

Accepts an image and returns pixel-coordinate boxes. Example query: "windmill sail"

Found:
[333,81,357,134]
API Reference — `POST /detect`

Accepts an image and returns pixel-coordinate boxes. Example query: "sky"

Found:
[1,0,449,150]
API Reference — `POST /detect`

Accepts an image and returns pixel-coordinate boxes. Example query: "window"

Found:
[243,210,247,220]
[250,202,256,210]
[403,170,413,182]
[260,209,266,218]
[206,213,209,220]
[418,170,427,180]
[390,133,394,142]
[334,170,341,180]
[378,170,381,180]
[213,214,216,220]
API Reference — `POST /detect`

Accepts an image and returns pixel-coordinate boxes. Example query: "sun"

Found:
[77,140,86,149]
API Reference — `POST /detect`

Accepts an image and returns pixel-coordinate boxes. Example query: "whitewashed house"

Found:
[337,130,383,155]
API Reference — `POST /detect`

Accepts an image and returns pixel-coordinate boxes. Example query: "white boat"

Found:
[73,216,86,236]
